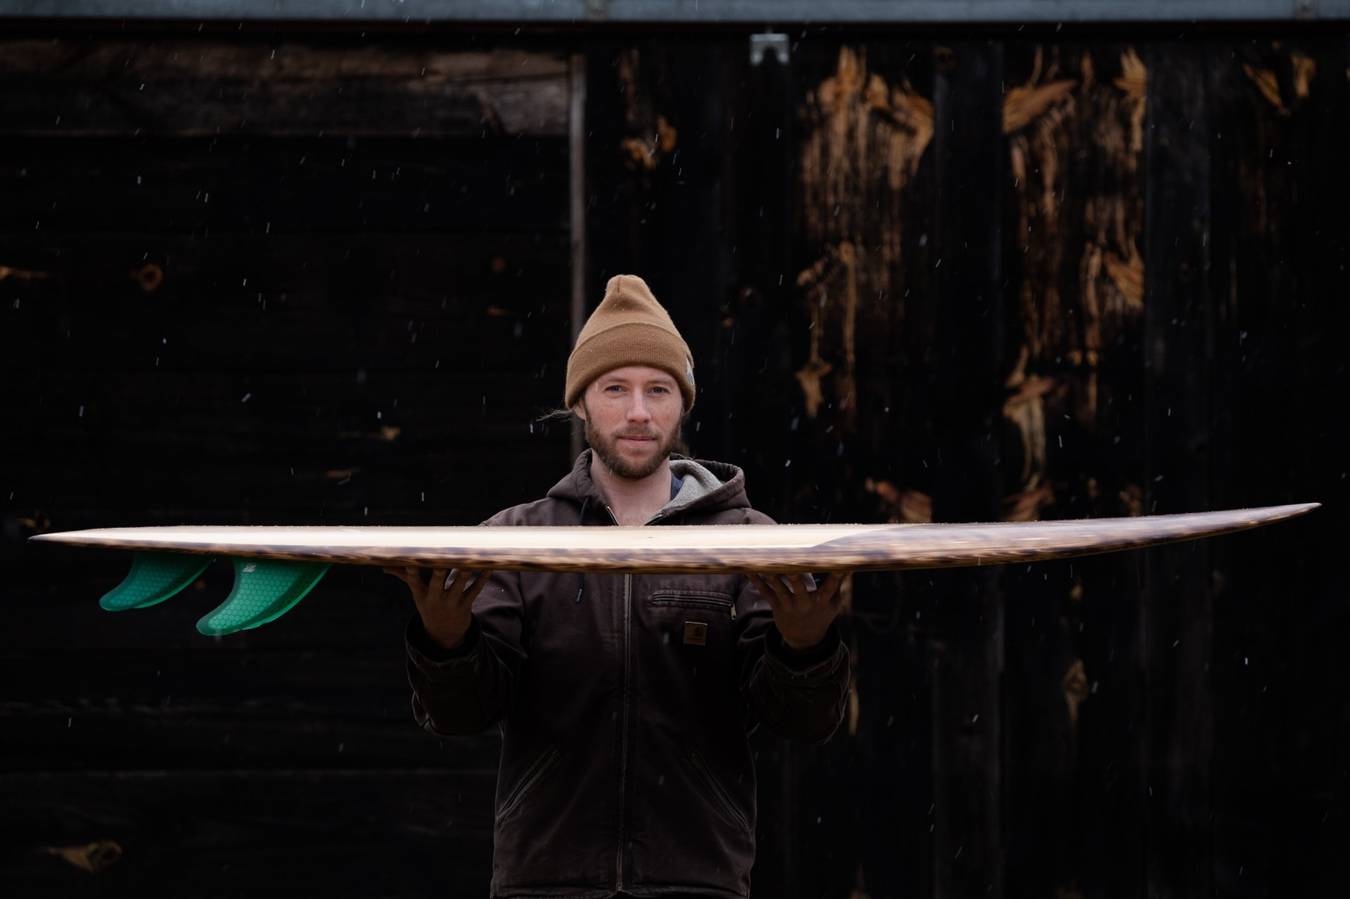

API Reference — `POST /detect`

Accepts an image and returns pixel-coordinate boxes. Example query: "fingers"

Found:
[748,572,799,613]
[442,568,491,607]
[750,572,845,613]
[817,571,845,608]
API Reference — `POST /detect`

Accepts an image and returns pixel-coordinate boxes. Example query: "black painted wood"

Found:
[1142,41,1216,899]
[5,25,1349,899]
[928,38,1007,899]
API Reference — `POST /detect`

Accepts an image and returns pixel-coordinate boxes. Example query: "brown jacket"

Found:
[406,452,851,898]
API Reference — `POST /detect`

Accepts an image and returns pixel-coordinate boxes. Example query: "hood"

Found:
[545,450,751,520]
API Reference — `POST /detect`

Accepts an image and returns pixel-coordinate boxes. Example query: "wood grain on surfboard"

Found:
[28,503,1318,573]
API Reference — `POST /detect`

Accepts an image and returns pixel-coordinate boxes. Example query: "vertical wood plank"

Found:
[1207,35,1350,897]
[1141,39,1215,899]
[929,38,1007,899]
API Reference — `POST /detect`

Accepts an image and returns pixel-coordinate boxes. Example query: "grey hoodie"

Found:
[406,451,851,898]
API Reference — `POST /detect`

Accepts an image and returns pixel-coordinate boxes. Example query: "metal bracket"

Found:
[750,33,789,67]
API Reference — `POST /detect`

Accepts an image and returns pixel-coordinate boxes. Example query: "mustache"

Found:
[613,430,658,439]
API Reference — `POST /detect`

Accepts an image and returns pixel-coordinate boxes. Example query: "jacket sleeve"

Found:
[405,564,528,737]
[736,576,852,744]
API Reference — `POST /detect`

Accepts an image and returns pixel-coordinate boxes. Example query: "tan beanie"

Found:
[565,274,696,411]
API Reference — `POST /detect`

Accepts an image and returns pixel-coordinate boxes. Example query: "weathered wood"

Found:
[1142,40,1215,899]
[1205,36,1350,897]
[4,27,1350,899]
[0,769,496,898]
[928,39,1007,899]
[0,648,500,769]
[998,40,1152,898]
[784,38,940,898]
[0,136,569,234]
[0,38,569,137]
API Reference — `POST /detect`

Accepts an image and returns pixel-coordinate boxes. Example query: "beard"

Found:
[583,407,683,481]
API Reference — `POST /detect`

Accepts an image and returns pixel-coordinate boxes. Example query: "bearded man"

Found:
[387,274,851,899]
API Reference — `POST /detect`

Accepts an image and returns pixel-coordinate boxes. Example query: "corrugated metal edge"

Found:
[1,0,1348,25]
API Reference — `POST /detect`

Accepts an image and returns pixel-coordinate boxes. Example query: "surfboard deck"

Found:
[31,502,1318,571]
[28,503,1318,636]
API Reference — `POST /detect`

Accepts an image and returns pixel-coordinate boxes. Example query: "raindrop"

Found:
[241,393,252,403]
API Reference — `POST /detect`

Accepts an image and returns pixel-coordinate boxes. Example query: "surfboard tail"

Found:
[99,552,330,636]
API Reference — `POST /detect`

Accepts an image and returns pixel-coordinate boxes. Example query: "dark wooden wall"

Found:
[3,23,1347,899]
[0,31,571,897]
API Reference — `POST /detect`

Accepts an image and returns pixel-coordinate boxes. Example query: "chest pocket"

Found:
[647,588,737,651]
[647,589,737,619]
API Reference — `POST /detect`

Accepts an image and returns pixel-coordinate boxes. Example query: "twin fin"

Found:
[100,552,330,636]
[99,552,213,611]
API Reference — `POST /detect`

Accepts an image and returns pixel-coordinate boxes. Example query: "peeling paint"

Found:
[796,47,931,427]
[616,50,677,171]
[42,840,122,874]
[864,478,932,523]
[1004,47,1146,519]
[1243,51,1318,115]
[1062,658,1089,730]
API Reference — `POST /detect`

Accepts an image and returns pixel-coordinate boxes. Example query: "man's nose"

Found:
[626,395,652,421]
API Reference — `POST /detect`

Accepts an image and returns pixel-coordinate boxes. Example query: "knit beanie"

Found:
[565,274,696,411]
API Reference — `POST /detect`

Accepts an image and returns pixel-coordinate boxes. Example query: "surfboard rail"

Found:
[28,502,1319,635]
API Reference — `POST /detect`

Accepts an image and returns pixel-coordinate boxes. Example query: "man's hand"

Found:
[747,572,846,651]
[383,566,490,651]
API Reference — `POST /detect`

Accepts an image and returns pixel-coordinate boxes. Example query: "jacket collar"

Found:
[545,449,751,520]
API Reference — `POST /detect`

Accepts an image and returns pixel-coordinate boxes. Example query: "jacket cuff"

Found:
[406,615,481,669]
[765,621,844,674]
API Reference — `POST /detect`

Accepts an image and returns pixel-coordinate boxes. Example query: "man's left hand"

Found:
[747,572,846,651]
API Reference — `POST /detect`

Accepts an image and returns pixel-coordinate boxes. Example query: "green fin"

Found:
[196,558,330,637]
[100,552,213,612]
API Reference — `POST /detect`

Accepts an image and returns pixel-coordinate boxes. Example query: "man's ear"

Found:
[572,400,587,422]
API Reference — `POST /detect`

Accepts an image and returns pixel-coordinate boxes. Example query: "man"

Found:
[386,274,851,898]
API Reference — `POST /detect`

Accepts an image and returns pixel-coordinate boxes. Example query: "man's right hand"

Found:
[383,566,490,651]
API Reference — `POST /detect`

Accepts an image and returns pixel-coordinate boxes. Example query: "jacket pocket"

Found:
[686,748,750,832]
[495,745,561,824]
[649,589,737,620]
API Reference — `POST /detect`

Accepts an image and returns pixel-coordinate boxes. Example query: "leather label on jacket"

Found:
[682,620,708,646]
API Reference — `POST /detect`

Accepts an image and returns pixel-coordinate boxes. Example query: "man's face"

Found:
[577,365,684,480]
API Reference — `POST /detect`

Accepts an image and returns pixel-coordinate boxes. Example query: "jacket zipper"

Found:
[603,502,632,891]
[617,570,632,889]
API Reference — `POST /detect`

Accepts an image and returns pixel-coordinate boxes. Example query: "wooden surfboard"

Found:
[28,503,1318,636]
